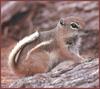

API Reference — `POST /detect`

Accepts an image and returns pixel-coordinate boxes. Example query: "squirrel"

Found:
[8,16,85,77]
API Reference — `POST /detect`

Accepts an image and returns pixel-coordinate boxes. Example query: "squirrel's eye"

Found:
[70,22,79,30]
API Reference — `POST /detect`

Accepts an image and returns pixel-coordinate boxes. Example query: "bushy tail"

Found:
[8,31,39,72]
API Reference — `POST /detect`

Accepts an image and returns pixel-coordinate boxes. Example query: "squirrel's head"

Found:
[57,16,85,38]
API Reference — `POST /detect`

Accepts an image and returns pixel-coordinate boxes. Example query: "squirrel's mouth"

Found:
[63,30,85,46]
[64,34,78,45]
[64,30,85,45]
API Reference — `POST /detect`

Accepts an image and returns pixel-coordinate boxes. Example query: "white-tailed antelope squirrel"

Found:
[8,16,85,76]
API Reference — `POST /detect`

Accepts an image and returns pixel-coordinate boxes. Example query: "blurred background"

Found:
[1,1,99,88]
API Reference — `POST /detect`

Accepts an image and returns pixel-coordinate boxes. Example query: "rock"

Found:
[9,58,99,88]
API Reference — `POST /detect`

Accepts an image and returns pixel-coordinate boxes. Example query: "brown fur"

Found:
[8,16,85,76]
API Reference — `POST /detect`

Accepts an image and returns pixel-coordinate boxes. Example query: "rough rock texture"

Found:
[9,58,99,88]
[1,1,99,88]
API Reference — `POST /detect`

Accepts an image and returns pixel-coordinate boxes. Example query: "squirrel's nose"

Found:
[78,29,86,36]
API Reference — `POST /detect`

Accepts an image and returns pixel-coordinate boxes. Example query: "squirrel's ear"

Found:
[60,18,65,26]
